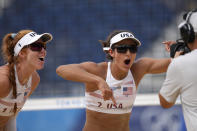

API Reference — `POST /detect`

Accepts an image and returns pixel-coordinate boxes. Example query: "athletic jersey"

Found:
[0,65,32,116]
[160,49,197,131]
[85,62,137,114]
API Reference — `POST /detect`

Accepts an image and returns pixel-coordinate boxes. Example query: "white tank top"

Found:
[0,65,32,116]
[85,62,137,114]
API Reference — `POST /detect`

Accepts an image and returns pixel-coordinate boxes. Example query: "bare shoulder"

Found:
[0,65,10,74]
[80,61,107,75]
[80,61,107,68]
[131,58,147,71]
[131,58,150,86]
[133,57,152,66]
[0,65,11,98]
[132,57,155,71]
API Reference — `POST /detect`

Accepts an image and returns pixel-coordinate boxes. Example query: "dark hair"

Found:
[1,29,33,113]
[99,30,134,60]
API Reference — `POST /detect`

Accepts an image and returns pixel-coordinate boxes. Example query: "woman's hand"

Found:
[174,51,183,58]
[97,79,116,105]
[162,41,176,52]
[163,41,183,58]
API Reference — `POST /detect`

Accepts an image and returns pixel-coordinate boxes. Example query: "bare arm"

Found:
[56,62,104,85]
[132,57,171,87]
[0,77,10,98]
[0,66,10,98]
[137,57,171,74]
[56,62,116,104]
[140,41,173,74]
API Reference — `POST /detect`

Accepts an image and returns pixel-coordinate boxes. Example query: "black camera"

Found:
[170,40,191,58]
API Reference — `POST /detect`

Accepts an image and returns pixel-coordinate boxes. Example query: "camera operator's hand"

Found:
[174,51,184,58]
[162,41,176,52]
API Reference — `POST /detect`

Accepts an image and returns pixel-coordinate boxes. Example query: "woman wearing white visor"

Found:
[56,30,171,131]
[0,30,52,131]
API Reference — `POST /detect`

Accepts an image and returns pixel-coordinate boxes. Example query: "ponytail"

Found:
[1,30,33,113]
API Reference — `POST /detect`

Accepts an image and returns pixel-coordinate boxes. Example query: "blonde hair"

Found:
[1,29,33,113]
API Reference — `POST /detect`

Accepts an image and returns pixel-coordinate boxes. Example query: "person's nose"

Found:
[125,49,131,55]
[40,47,46,56]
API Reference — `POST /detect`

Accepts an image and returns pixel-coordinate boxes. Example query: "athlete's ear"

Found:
[108,49,112,54]
[18,49,27,58]
[109,49,115,57]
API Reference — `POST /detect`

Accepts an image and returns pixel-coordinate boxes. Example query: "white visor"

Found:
[103,32,141,51]
[14,32,53,56]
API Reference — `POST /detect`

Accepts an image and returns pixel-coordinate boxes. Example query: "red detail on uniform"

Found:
[3,108,7,112]
[124,80,133,85]
[107,103,123,109]
[123,87,133,95]
[118,104,123,109]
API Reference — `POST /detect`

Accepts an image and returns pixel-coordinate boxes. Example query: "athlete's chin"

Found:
[121,67,130,73]
[122,64,131,71]
[36,64,44,70]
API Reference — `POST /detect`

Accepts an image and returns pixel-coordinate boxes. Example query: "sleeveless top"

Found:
[85,62,137,114]
[0,65,32,116]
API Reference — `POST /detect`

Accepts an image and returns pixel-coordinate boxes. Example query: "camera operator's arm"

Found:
[159,60,182,108]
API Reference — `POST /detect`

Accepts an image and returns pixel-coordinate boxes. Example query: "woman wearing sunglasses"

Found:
[56,30,171,131]
[0,30,52,131]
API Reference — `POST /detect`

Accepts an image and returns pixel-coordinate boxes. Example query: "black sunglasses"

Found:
[112,45,138,53]
[28,42,46,52]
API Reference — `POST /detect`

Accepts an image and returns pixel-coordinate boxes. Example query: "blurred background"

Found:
[0,0,196,130]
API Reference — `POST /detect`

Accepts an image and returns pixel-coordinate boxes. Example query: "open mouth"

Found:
[39,57,44,61]
[124,59,130,65]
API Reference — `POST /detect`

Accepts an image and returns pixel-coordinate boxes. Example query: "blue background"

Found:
[17,105,186,131]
